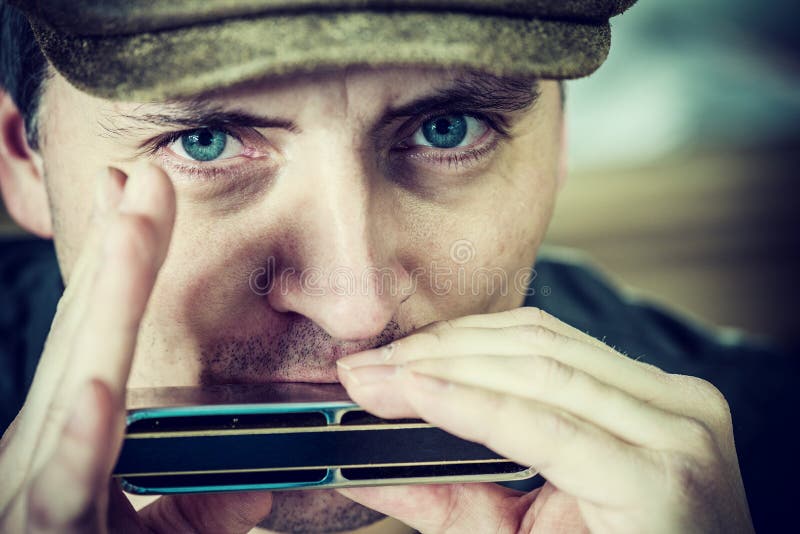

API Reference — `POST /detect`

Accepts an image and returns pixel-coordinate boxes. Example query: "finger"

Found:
[138,492,273,534]
[337,482,527,534]
[26,379,118,534]
[339,364,418,419]
[65,166,128,298]
[351,368,664,509]
[64,163,175,396]
[5,168,125,417]
[40,167,129,353]
[425,307,622,354]
[0,167,127,502]
[34,164,175,476]
[338,324,672,405]
[390,306,666,383]
[403,355,697,451]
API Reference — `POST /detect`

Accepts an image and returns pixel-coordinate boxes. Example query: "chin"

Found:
[256,489,385,533]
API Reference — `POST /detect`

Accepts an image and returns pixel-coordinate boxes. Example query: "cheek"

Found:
[391,166,556,319]
[39,83,116,282]
[42,152,108,284]
[492,165,558,264]
[127,216,276,385]
[141,211,289,341]
[480,104,562,268]
[471,173,556,307]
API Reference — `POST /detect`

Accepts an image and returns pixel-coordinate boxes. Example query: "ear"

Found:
[0,90,52,237]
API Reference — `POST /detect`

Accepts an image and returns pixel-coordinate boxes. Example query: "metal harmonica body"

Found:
[114,383,536,494]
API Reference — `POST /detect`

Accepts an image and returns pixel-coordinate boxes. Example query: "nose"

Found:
[266,133,411,341]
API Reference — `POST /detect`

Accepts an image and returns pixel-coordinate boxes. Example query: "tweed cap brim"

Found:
[26,9,615,101]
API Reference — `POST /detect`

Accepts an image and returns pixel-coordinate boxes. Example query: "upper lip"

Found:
[218,340,385,385]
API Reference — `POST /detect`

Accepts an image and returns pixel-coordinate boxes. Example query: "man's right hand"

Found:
[0,165,273,533]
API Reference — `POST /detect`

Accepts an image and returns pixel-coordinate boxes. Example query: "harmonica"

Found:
[114,383,536,494]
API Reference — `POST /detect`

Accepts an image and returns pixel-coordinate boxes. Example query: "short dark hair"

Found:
[0,3,48,150]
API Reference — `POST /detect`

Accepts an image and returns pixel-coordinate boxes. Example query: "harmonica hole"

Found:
[341,461,529,480]
[123,469,328,489]
[127,411,327,433]
[339,410,424,426]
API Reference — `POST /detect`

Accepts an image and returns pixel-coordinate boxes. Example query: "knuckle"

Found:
[428,317,457,334]
[26,487,57,529]
[537,406,578,441]
[527,354,575,389]
[514,324,561,348]
[41,401,70,437]
[28,498,94,531]
[672,374,733,427]
[415,318,456,347]
[696,380,732,422]
[26,482,81,530]
[27,457,98,530]
[688,376,727,405]
[407,330,446,355]
[660,451,717,504]
[679,417,720,460]
[516,306,552,326]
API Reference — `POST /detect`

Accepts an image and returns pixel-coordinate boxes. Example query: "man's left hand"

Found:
[336,307,754,534]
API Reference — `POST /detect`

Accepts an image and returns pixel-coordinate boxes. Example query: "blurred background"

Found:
[1,0,798,346]
[544,0,799,348]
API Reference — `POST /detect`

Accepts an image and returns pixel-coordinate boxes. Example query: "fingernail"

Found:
[408,371,452,393]
[118,170,147,214]
[338,364,399,386]
[338,343,397,369]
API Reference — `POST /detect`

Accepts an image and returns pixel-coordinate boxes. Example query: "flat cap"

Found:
[11,0,638,101]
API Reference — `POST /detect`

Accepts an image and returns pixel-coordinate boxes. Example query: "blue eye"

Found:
[178,128,230,161]
[412,114,488,150]
[165,127,245,164]
[421,115,467,148]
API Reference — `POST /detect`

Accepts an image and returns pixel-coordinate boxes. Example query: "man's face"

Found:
[36,66,564,532]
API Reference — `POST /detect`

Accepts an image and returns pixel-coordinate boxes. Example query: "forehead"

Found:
[105,66,442,116]
[46,67,539,146]
[80,66,539,118]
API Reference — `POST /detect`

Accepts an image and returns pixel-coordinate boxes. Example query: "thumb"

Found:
[138,491,273,534]
[337,483,526,534]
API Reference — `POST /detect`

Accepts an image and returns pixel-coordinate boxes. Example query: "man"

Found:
[0,1,795,532]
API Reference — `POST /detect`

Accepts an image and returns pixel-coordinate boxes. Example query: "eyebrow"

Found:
[380,70,540,133]
[98,103,299,140]
[99,70,540,140]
